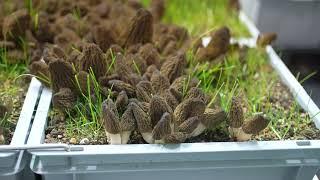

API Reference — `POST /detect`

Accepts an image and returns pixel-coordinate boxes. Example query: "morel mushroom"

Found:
[149,0,165,22]
[195,26,230,62]
[160,53,187,83]
[2,9,30,41]
[256,32,277,48]
[102,99,136,144]
[123,9,153,47]
[80,43,107,79]
[52,88,77,112]
[48,59,76,93]
[228,97,269,141]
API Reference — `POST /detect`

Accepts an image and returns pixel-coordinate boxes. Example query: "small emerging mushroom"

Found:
[256,32,277,48]
[228,97,270,141]
[52,88,77,112]
[195,26,230,62]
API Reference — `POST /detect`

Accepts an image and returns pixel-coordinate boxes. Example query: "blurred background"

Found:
[240,0,320,106]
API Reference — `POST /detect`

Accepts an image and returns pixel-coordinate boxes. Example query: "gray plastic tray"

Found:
[26,13,320,180]
[0,78,42,180]
[239,0,320,50]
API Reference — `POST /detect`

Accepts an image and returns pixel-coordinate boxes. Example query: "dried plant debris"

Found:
[195,26,230,62]
[123,9,153,47]
[256,32,277,48]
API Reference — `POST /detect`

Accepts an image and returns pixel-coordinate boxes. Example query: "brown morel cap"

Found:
[161,89,179,110]
[102,99,120,134]
[2,9,30,41]
[80,43,107,79]
[149,95,173,127]
[152,112,172,140]
[256,32,277,48]
[136,81,154,102]
[242,115,270,134]
[132,101,152,133]
[138,43,161,68]
[124,9,153,47]
[48,59,76,93]
[185,87,207,104]
[52,88,77,112]
[149,0,165,22]
[115,91,129,113]
[163,132,188,144]
[150,70,170,94]
[178,116,201,134]
[201,108,227,129]
[108,80,135,97]
[160,53,187,83]
[229,97,244,128]
[120,102,136,132]
[173,98,206,125]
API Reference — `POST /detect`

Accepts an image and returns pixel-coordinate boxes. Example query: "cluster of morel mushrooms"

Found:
[0,0,270,144]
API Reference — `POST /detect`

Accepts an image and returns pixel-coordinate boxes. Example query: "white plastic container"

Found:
[240,0,320,50]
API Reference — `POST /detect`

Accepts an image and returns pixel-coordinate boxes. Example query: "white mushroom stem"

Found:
[106,132,122,145]
[120,131,132,144]
[0,134,5,144]
[228,127,252,141]
[142,132,154,144]
[190,123,206,137]
[154,139,165,144]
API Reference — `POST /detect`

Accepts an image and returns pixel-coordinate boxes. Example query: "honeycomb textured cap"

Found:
[160,53,187,83]
[178,116,201,134]
[229,97,244,128]
[242,115,270,134]
[52,88,77,111]
[80,43,107,78]
[120,102,136,132]
[102,99,120,134]
[200,108,227,129]
[149,95,173,127]
[115,91,129,113]
[123,8,153,47]
[173,98,206,125]
[132,101,152,133]
[163,132,188,144]
[48,59,76,93]
[152,112,172,140]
